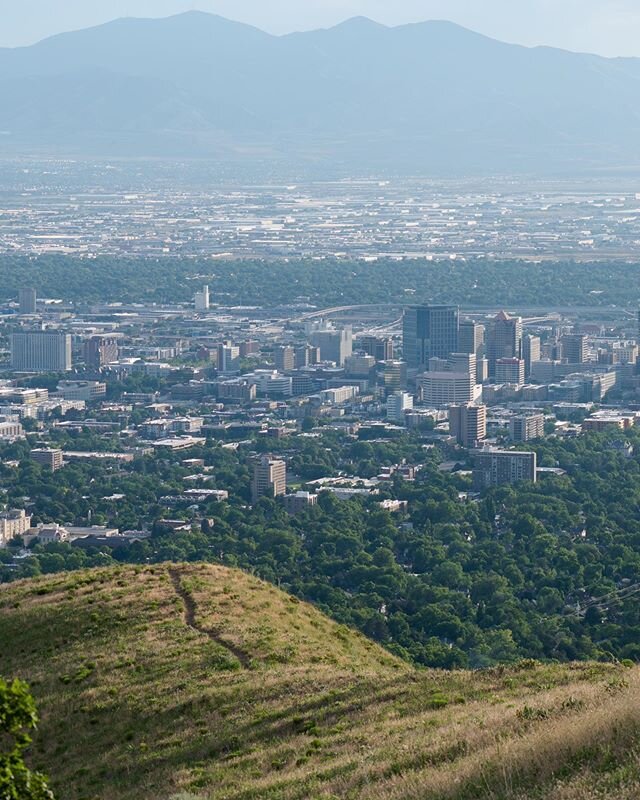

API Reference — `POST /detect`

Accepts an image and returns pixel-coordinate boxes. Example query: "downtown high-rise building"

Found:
[387,391,414,423]
[522,334,541,378]
[217,342,240,374]
[11,332,72,373]
[487,311,522,377]
[274,346,295,373]
[84,336,119,369]
[357,336,394,362]
[345,354,376,378]
[383,360,408,392]
[420,353,479,407]
[309,326,353,366]
[561,333,587,365]
[18,288,37,315]
[294,345,320,369]
[495,358,525,386]
[402,305,459,370]
[194,285,210,312]
[449,403,487,448]
[458,320,484,358]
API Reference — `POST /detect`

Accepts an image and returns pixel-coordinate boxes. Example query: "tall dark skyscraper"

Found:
[561,333,587,365]
[402,305,459,370]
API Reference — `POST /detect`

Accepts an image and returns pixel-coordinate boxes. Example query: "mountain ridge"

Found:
[1,12,640,173]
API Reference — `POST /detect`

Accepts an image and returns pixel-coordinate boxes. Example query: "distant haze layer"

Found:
[2,12,640,175]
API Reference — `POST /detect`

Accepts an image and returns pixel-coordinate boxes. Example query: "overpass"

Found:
[294,303,402,322]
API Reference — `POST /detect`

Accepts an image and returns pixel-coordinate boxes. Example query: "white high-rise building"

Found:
[309,325,353,366]
[420,353,481,407]
[387,391,414,423]
[11,332,72,373]
[194,285,210,312]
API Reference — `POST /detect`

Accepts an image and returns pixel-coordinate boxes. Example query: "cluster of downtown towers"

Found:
[402,305,523,377]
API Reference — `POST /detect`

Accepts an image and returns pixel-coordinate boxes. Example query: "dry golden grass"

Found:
[1,563,639,800]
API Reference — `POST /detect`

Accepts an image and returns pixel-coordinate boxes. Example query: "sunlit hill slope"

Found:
[2,564,640,799]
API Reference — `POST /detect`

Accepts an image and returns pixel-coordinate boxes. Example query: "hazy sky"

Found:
[3,0,640,57]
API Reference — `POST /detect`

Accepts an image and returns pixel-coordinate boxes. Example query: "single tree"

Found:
[0,677,54,800]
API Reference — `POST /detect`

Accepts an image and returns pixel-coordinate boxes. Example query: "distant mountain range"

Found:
[2,11,640,174]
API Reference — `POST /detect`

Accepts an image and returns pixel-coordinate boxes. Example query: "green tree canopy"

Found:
[0,677,54,800]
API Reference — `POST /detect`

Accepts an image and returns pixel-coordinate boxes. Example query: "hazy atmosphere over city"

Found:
[2,3,640,800]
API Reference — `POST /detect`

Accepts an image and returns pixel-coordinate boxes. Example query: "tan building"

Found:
[0,417,24,441]
[274,346,295,373]
[582,417,634,433]
[252,457,287,504]
[449,404,487,447]
[84,336,119,369]
[217,379,257,403]
[31,448,64,471]
[510,414,545,442]
[0,509,32,546]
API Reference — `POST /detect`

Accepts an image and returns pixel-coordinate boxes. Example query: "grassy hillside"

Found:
[1,564,640,800]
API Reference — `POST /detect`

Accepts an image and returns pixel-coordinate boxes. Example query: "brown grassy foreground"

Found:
[1,563,640,800]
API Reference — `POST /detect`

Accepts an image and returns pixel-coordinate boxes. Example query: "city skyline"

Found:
[2,0,640,794]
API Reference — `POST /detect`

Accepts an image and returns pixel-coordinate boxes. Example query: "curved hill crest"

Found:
[2,563,640,799]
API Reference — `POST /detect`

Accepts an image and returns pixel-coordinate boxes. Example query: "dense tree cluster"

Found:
[2,426,640,668]
[1,255,639,308]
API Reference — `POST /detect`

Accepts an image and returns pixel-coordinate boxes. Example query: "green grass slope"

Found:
[1,564,640,800]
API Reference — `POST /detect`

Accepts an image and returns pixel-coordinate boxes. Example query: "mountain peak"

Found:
[335,16,387,30]
[1,11,638,173]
